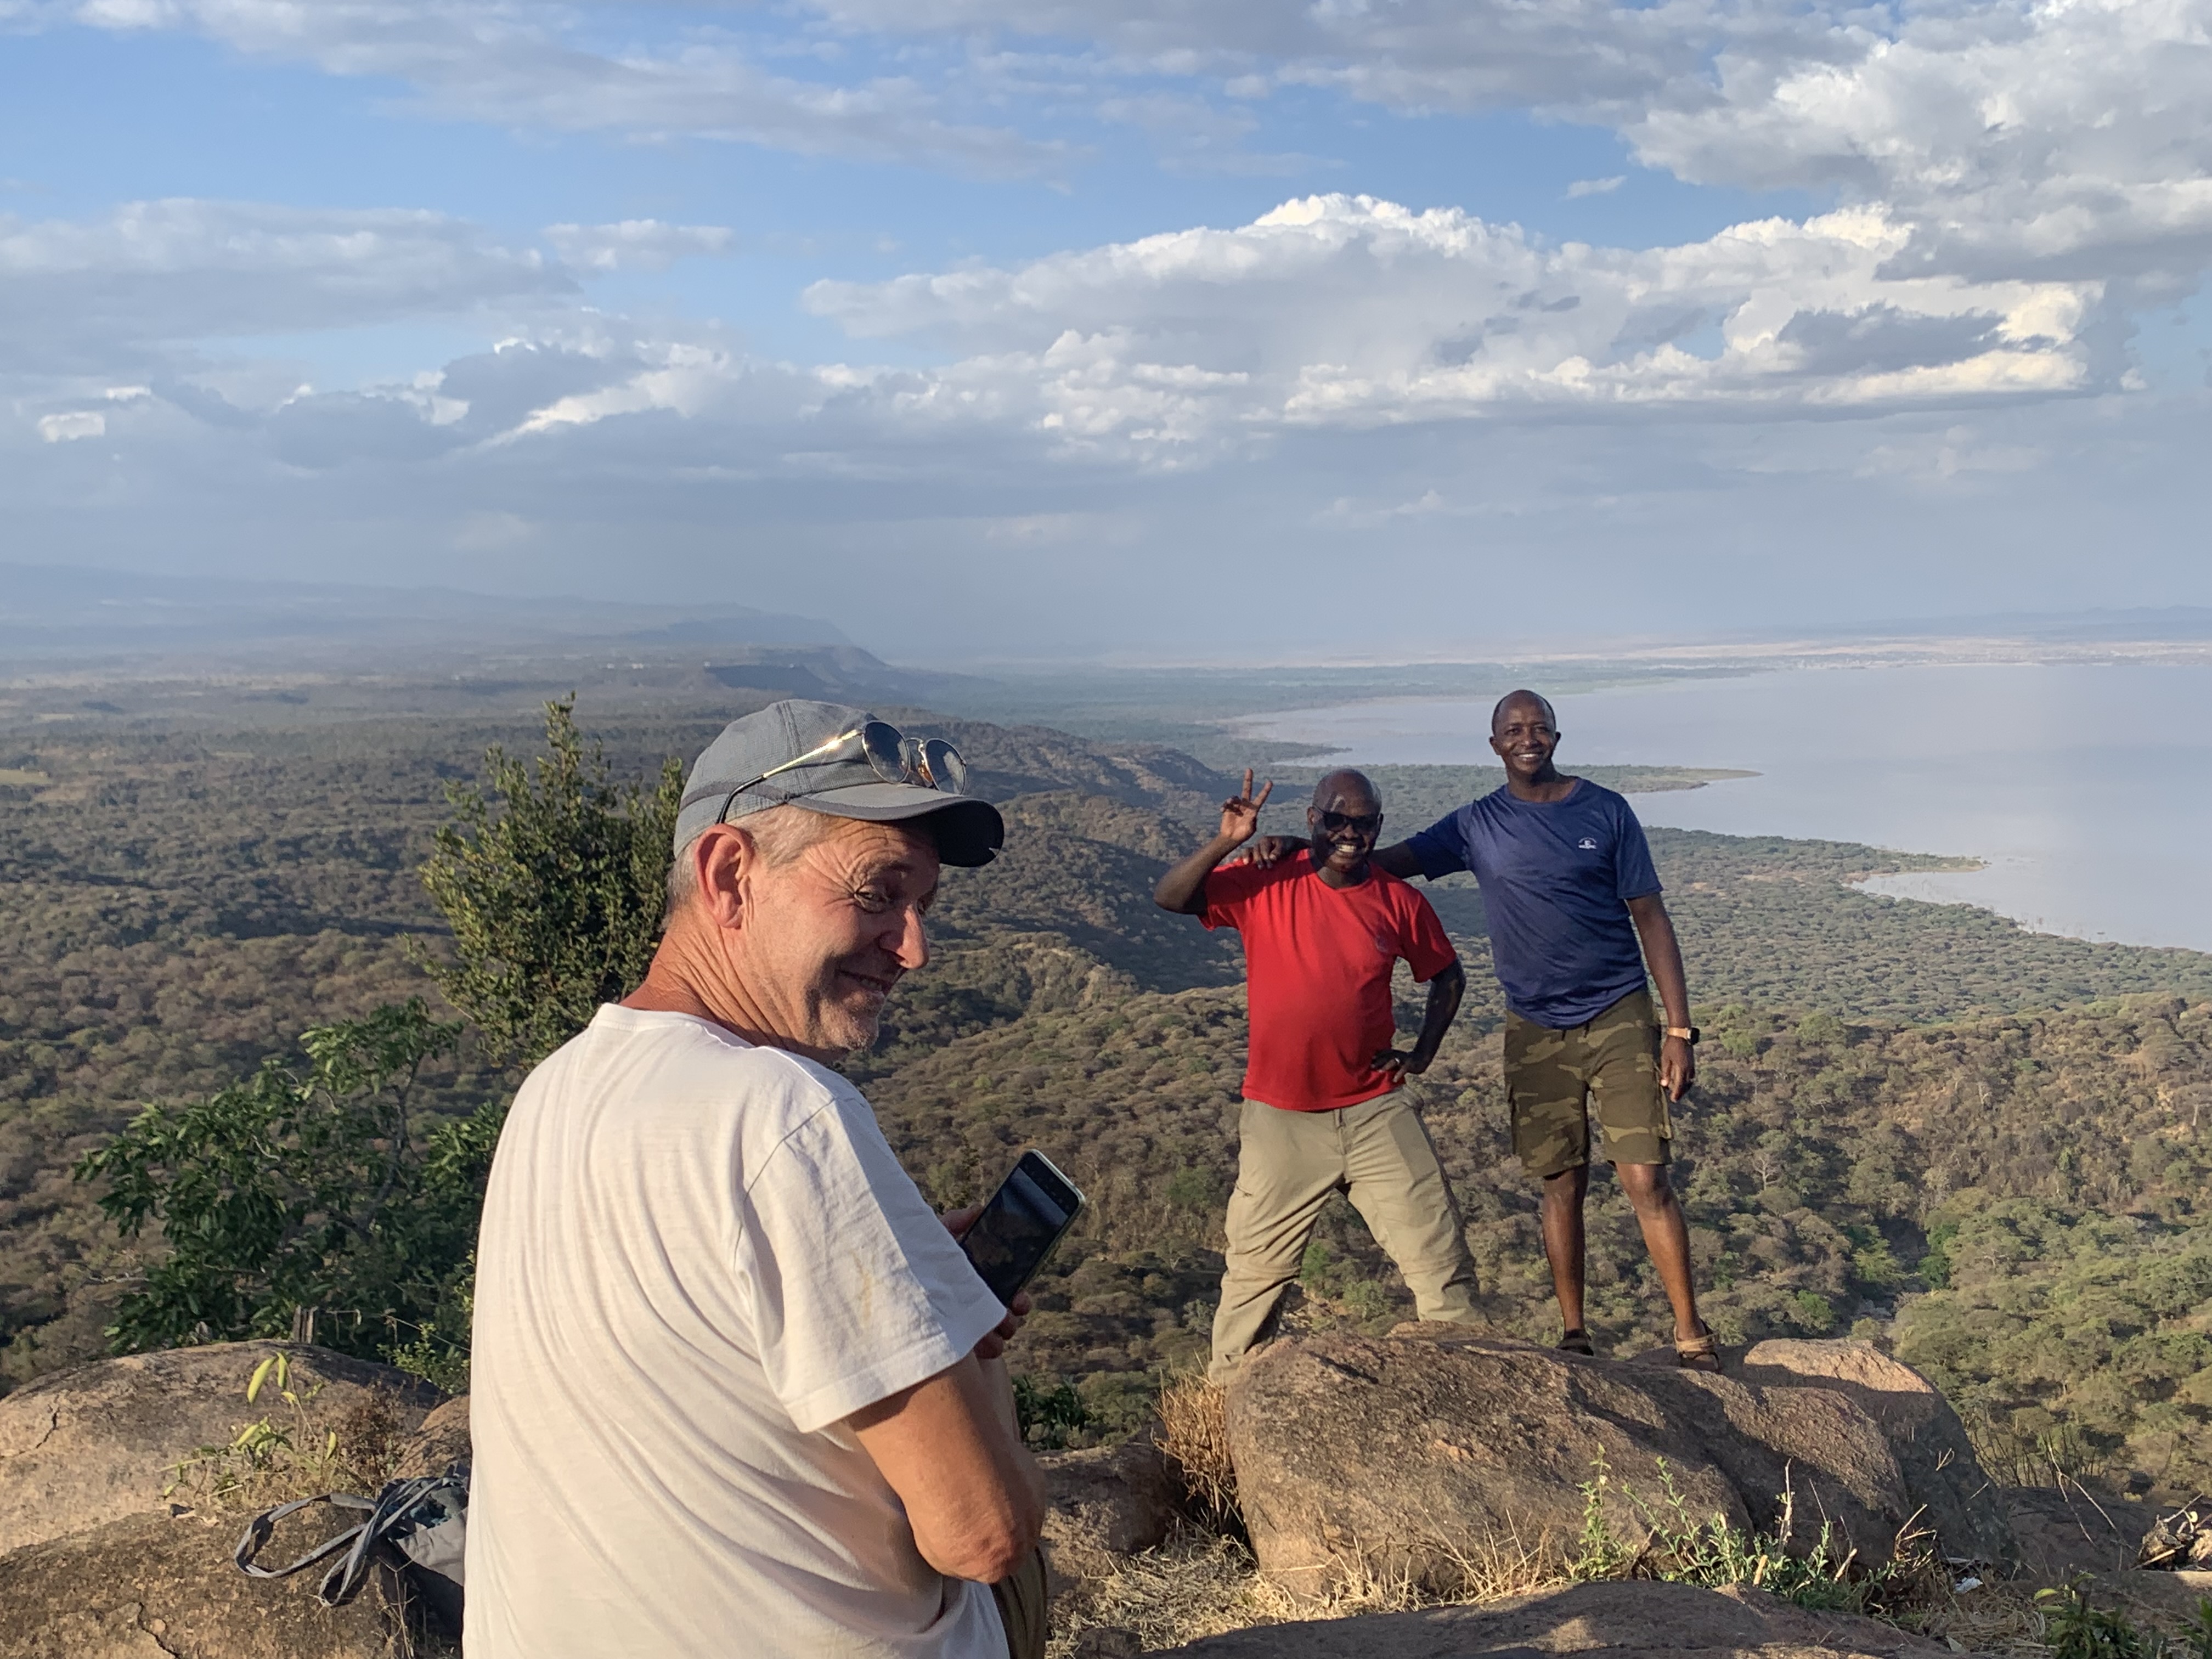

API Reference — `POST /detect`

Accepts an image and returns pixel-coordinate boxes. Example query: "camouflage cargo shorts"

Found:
[1503,987,1671,1177]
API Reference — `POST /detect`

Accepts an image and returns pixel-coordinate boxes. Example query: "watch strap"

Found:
[1664,1026,1700,1045]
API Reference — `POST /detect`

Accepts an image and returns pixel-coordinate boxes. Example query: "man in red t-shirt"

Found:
[1155,768,1481,1381]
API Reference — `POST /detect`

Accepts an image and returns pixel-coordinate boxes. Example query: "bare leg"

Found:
[1539,1165,1590,1333]
[1616,1161,1703,1340]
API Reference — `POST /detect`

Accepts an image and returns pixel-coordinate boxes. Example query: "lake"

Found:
[1238,663,2212,955]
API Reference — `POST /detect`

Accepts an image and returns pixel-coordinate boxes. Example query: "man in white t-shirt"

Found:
[466,699,1047,1659]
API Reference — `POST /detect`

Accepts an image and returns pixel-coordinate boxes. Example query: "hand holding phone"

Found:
[958,1150,1085,1308]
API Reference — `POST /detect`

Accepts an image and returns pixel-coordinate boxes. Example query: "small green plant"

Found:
[1568,1456,1907,1617]
[2037,1581,2212,1659]
[167,1351,336,1508]
[1013,1374,1091,1449]
[1570,1450,1639,1581]
[2182,1598,2212,1659]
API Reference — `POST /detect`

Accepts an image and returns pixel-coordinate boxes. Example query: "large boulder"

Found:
[1037,1433,1183,1585]
[0,1509,410,1658]
[1152,1578,1950,1658]
[2005,1484,2153,1581]
[392,1395,472,1481]
[0,1342,442,1556]
[1733,1340,2013,1565]
[1225,1329,1910,1599]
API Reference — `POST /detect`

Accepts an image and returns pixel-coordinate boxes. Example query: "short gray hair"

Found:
[663,806,845,925]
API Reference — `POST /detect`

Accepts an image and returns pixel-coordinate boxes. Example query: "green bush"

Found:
[77,1000,483,1358]
[2037,1579,2212,1659]
[414,697,682,1070]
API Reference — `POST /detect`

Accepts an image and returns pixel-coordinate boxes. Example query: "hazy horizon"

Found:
[5,557,2211,675]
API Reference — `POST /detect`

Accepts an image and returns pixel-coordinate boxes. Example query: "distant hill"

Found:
[704,646,998,707]
[0,561,848,664]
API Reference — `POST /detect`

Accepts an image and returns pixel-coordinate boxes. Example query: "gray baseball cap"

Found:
[674,699,1005,867]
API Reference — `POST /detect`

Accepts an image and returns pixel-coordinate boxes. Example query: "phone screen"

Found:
[960,1154,1081,1306]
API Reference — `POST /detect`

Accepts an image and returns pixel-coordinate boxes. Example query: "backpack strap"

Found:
[315,1475,460,1607]
[235,1492,377,1579]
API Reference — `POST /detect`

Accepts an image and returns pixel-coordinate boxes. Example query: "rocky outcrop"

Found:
[392,1395,472,1481]
[1732,1340,2013,1565]
[356,1387,1182,1602]
[1152,1578,1951,1658]
[0,1510,409,1658]
[2006,1483,2154,1581]
[0,1342,442,1556]
[1038,1433,1183,1585]
[1225,1329,1911,1599]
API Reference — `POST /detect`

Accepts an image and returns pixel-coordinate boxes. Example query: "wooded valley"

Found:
[3,695,2209,1498]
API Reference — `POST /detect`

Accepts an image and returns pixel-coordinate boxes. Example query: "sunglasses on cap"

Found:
[715,720,969,825]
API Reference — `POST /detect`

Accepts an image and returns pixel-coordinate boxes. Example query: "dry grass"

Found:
[1155,1375,1238,1532]
[1914,1580,2053,1657]
[1045,1522,1567,1658]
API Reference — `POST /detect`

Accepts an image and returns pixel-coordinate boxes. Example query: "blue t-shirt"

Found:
[1403,780,1661,1029]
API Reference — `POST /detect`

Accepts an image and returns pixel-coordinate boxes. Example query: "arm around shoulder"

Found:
[848,1353,1045,1584]
[1373,840,1426,881]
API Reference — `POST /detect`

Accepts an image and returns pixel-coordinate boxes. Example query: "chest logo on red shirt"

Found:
[1372,930,1396,956]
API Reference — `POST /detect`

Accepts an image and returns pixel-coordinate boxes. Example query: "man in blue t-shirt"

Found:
[1248,689,1715,1368]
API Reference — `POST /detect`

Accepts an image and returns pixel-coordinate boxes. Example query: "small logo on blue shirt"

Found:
[1577,837,1599,851]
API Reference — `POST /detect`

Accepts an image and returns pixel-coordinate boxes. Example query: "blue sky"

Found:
[4,0,2208,658]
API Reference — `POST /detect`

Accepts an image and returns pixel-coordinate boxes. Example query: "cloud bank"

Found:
[5,0,2204,648]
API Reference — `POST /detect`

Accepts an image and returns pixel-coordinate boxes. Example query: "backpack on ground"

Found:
[234,1468,469,1628]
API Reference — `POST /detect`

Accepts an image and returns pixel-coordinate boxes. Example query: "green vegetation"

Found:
[4,679,2211,1506]
[1570,1455,1912,1617]
[416,698,683,1069]
[2038,1579,2212,1659]
[76,1000,481,1358]
[1899,1199,2212,1490]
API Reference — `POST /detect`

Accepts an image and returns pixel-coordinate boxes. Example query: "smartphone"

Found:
[958,1150,1085,1307]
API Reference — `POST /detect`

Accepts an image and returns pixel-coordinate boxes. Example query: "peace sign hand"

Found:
[1218,769,1273,845]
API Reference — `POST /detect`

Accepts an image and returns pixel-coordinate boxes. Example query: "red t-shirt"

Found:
[1201,851,1459,1112]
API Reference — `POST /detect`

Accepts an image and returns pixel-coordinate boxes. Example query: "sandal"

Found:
[1557,1329,1596,1357]
[1675,1325,1721,1372]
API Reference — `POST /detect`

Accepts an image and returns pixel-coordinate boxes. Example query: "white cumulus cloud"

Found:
[545,221,737,273]
[37,410,106,442]
[803,193,2100,456]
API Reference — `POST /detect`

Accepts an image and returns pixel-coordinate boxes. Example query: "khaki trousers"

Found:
[1209,1092,1481,1383]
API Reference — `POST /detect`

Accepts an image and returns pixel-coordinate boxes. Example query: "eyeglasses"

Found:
[716,720,968,825]
[1317,811,1383,834]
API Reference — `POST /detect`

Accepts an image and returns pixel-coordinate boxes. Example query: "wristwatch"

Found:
[1664,1026,1700,1045]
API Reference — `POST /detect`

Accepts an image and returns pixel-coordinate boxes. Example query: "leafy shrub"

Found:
[77,1000,484,1358]
[1013,1373,1090,1449]
[414,696,682,1069]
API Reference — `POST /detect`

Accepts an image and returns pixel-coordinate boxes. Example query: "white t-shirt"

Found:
[464,1005,1011,1659]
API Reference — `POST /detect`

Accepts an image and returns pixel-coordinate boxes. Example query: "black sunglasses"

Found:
[716,720,968,826]
[1317,810,1383,834]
